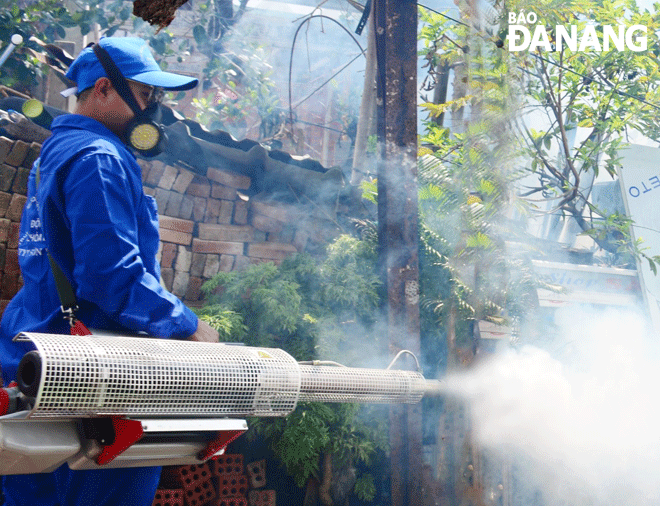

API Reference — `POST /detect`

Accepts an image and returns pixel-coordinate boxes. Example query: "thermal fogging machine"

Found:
[0,332,442,475]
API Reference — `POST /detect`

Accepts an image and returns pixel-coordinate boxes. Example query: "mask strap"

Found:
[92,43,142,116]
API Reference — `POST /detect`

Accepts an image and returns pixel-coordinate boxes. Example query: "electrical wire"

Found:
[287,14,366,129]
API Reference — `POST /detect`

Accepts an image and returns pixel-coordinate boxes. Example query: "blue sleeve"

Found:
[63,151,198,338]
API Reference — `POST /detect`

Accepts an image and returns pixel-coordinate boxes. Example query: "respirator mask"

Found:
[92,44,167,157]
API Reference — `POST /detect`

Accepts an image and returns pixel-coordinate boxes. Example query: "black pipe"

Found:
[16,351,41,398]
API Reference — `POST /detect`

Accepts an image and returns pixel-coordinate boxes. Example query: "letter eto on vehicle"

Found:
[628,175,660,198]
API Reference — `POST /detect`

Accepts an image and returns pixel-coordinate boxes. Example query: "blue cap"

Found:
[65,37,198,95]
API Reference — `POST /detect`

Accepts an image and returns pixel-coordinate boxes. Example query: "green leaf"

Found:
[193,24,208,47]
[354,473,376,501]
[543,136,551,149]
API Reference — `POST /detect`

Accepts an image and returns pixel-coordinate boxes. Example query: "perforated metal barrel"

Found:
[298,365,427,404]
[15,333,435,419]
[16,333,301,418]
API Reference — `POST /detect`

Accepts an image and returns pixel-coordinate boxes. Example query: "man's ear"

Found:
[93,77,113,99]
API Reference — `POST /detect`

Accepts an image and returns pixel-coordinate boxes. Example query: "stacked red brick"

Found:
[0,136,40,315]
[139,158,341,308]
[173,462,217,506]
[152,488,185,506]
[246,460,275,506]
[212,454,248,506]
[154,455,275,506]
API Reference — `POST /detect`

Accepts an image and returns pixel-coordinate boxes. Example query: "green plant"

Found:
[198,236,386,504]
[0,1,123,91]
[190,39,279,138]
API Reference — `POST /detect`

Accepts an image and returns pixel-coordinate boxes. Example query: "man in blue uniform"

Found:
[0,37,219,505]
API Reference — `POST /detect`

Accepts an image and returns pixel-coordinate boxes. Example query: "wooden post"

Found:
[373,1,421,505]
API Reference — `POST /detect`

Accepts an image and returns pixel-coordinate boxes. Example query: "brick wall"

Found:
[0,136,345,317]
[0,136,41,316]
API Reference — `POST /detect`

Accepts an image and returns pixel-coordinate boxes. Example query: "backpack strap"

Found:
[36,163,91,335]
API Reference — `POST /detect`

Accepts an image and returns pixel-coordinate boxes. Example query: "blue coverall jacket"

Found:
[0,114,199,506]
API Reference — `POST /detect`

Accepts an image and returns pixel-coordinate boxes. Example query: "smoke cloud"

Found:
[443,307,660,505]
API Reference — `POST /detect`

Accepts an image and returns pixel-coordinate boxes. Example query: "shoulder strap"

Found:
[36,163,78,310]
[35,134,92,335]
[47,252,77,310]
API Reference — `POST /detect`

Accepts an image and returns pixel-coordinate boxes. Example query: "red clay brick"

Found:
[7,222,19,249]
[172,271,189,297]
[164,192,183,217]
[0,299,10,320]
[205,198,221,223]
[159,216,194,234]
[247,243,297,261]
[159,228,192,246]
[0,165,16,192]
[4,249,18,274]
[22,142,41,169]
[202,254,220,278]
[215,499,248,506]
[0,219,9,243]
[151,488,184,506]
[207,167,251,190]
[190,253,207,277]
[174,463,213,486]
[138,159,152,184]
[211,183,237,200]
[11,166,30,195]
[234,200,249,225]
[192,197,207,222]
[5,140,28,167]
[219,254,234,272]
[198,224,254,242]
[186,176,211,198]
[250,201,292,222]
[0,192,11,218]
[179,195,194,220]
[154,188,171,213]
[251,214,282,235]
[160,242,177,268]
[185,276,203,301]
[0,137,13,165]
[293,229,309,252]
[161,268,174,291]
[172,170,195,194]
[246,460,266,489]
[1,272,20,300]
[218,200,234,224]
[183,480,215,506]
[157,165,178,190]
[145,160,167,187]
[248,490,275,506]
[212,454,243,476]
[192,239,243,255]
[174,463,216,506]
[216,474,248,498]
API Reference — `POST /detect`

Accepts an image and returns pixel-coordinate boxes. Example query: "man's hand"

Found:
[187,319,220,342]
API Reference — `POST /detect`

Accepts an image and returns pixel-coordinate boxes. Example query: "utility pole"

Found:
[373,1,421,505]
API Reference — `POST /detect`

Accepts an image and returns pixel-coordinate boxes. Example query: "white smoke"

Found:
[443,307,660,505]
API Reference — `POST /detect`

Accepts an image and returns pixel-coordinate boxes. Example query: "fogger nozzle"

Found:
[14,332,444,419]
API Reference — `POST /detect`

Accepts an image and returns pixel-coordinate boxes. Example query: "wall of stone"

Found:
[0,135,344,318]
